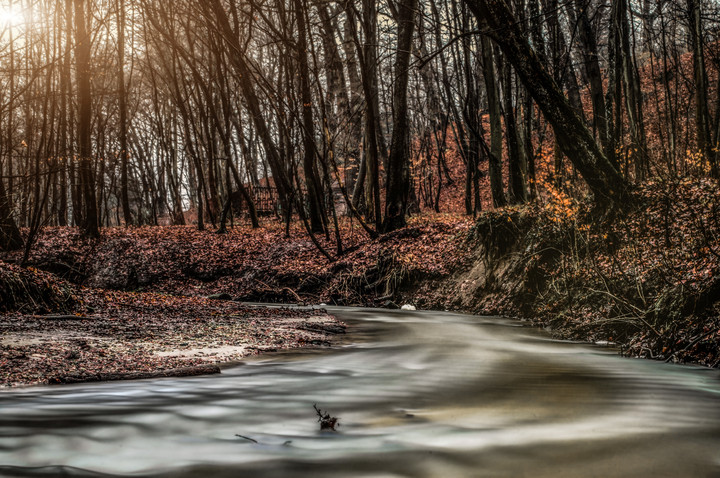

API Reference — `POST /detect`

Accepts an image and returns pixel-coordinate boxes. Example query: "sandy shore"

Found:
[0,290,345,387]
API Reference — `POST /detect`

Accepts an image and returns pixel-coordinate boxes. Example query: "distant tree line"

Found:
[0,0,718,253]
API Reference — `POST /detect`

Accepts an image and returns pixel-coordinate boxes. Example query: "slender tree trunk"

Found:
[0,5,22,251]
[657,7,677,172]
[501,57,526,204]
[342,1,382,227]
[116,0,132,225]
[343,16,365,201]
[360,0,382,229]
[572,0,612,165]
[615,0,647,181]
[481,35,506,208]
[688,0,717,177]
[204,0,293,210]
[317,5,350,133]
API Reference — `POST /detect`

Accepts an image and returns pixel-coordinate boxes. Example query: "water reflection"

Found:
[0,308,719,477]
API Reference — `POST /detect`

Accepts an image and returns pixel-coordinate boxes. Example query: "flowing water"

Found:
[1,307,719,477]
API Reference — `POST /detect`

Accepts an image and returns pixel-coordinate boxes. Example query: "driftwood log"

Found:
[48,364,221,384]
[32,314,95,321]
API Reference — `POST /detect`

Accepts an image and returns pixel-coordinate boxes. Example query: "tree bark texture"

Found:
[74,0,100,238]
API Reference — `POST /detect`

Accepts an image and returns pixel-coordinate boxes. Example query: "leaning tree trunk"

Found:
[463,0,629,209]
[203,0,293,210]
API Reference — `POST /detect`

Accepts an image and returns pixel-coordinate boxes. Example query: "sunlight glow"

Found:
[0,6,23,27]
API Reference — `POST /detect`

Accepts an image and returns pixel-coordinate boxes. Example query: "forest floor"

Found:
[1,177,719,386]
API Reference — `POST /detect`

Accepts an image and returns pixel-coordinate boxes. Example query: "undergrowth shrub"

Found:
[0,262,80,313]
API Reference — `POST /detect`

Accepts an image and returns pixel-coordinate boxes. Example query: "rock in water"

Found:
[401,304,416,311]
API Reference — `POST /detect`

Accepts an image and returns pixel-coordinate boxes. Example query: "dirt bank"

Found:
[4,179,719,369]
[418,178,720,367]
[3,218,470,306]
[0,264,345,387]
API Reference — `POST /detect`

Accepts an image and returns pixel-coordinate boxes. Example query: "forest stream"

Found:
[0,307,719,477]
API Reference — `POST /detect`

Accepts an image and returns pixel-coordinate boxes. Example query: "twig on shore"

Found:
[665,328,718,363]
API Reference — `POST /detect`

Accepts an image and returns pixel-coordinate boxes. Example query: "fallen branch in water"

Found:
[313,404,339,431]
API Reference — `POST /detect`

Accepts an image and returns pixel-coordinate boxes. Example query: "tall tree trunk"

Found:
[57,2,71,226]
[458,4,483,216]
[295,0,326,233]
[204,0,293,211]
[383,0,418,231]
[688,0,717,177]
[615,0,648,181]
[116,0,132,225]
[571,0,612,163]
[501,56,526,204]
[343,15,365,202]
[481,35,506,208]
[0,4,23,251]
[361,0,383,229]
[343,0,382,228]
[74,0,99,238]
[317,5,350,132]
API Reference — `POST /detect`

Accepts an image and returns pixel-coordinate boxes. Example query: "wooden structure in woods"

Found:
[242,185,346,218]
[252,186,279,216]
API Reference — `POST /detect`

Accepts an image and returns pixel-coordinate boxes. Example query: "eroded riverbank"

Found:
[4,181,720,371]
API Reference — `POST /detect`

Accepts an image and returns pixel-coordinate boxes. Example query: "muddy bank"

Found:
[4,179,719,368]
[0,263,345,387]
[0,297,344,387]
